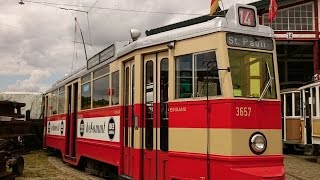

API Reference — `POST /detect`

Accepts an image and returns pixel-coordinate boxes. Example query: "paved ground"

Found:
[285,154,320,180]
[14,150,320,180]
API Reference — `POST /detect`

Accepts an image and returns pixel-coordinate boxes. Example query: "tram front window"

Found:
[229,49,276,99]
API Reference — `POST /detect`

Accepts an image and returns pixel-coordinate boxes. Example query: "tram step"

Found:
[64,155,76,161]
[119,174,133,180]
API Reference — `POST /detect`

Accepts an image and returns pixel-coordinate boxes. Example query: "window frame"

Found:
[81,73,92,110]
[51,89,58,115]
[58,86,65,114]
[262,2,314,31]
[175,50,222,99]
[80,64,120,110]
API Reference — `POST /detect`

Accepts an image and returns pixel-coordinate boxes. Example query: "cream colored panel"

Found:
[169,128,282,156]
[210,129,282,156]
[133,128,142,149]
[174,33,224,56]
[169,128,207,154]
[168,49,175,101]
[134,54,143,104]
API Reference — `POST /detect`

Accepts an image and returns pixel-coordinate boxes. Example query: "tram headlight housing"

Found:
[249,132,267,155]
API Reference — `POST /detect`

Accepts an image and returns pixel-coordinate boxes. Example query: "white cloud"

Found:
[6,69,51,92]
[0,0,210,92]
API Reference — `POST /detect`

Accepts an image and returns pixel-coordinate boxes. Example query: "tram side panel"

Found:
[167,99,283,179]
[45,114,67,155]
[209,100,283,179]
[168,101,208,179]
[75,107,121,168]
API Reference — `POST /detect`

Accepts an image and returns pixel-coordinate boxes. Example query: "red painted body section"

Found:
[44,99,284,180]
[45,115,67,154]
[169,99,281,129]
[46,135,66,154]
[77,139,120,166]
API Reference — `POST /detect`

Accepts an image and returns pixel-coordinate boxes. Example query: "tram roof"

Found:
[280,88,300,94]
[46,3,274,93]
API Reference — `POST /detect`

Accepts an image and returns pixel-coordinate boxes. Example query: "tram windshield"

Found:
[228,49,276,99]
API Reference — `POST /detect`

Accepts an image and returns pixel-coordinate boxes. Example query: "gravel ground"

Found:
[15,151,101,180]
[14,150,320,180]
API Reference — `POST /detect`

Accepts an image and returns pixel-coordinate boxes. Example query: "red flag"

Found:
[210,0,219,16]
[268,0,278,22]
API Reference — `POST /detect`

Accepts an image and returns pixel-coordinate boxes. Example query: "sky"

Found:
[0,0,259,93]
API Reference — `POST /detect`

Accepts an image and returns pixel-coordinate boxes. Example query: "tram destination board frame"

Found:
[226,33,274,51]
[87,44,115,70]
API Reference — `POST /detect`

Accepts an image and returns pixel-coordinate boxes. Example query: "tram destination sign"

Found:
[226,33,273,51]
[100,45,115,62]
[87,54,100,70]
[87,44,115,70]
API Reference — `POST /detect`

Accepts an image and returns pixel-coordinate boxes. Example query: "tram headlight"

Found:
[249,132,267,155]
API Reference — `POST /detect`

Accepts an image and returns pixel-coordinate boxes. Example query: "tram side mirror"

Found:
[134,116,139,130]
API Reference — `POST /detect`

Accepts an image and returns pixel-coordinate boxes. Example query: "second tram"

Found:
[281,88,304,152]
[43,4,284,180]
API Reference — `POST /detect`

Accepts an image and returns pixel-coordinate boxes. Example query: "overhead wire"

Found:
[0,22,77,45]
[71,18,77,73]
[23,0,204,16]
[87,0,99,52]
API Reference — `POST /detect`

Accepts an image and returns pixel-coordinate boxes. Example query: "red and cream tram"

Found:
[43,3,284,180]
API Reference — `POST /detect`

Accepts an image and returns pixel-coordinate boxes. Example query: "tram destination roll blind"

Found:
[226,33,273,51]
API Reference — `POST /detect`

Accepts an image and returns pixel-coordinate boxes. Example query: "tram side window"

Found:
[286,93,292,116]
[48,96,52,116]
[312,87,316,116]
[175,51,221,99]
[81,73,92,110]
[145,61,154,150]
[92,66,110,108]
[52,90,58,115]
[93,75,110,108]
[58,87,65,114]
[294,92,300,116]
[111,71,119,105]
[195,51,221,97]
[175,55,193,98]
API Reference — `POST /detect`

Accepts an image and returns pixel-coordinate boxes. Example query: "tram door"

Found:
[123,61,135,177]
[303,90,312,144]
[43,96,49,148]
[143,52,169,180]
[66,81,79,159]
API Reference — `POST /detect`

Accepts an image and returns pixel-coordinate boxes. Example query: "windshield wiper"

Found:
[259,62,274,101]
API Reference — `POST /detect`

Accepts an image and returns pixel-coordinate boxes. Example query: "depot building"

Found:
[146,0,320,89]
[254,0,319,89]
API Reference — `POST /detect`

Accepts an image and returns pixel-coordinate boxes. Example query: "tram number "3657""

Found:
[235,107,252,117]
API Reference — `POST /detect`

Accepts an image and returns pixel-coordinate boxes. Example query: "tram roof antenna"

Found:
[75,17,88,61]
